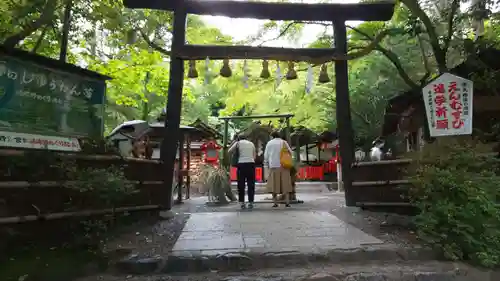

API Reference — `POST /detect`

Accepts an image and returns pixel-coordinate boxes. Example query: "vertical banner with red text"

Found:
[422,73,473,137]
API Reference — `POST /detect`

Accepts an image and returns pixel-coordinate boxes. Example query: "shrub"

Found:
[408,138,500,267]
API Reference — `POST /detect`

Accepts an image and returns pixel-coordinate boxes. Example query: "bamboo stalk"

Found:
[0,205,161,224]
[0,180,164,188]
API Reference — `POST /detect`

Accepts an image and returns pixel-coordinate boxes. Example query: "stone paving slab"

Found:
[157,210,441,273]
[172,211,383,255]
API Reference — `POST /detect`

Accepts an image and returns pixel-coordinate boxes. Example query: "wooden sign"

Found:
[422,73,473,137]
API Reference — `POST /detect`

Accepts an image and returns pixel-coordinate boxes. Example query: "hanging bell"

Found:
[126,29,137,44]
[285,61,297,80]
[260,60,270,79]
[318,64,330,83]
[219,58,232,78]
[187,60,198,78]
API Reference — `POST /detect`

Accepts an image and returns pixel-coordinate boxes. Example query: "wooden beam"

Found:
[219,113,294,120]
[123,0,396,22]
[178,45,338,63]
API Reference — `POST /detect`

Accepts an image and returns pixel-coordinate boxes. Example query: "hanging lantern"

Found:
[260,59,270,79]
[187,60,198,78]
[220,58,232,78]
[126,29,137,44]
[286,61,297,80]
[318,64,330,83]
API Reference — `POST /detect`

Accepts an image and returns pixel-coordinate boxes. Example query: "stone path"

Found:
[172,210,383,255]
[78,183,500,280]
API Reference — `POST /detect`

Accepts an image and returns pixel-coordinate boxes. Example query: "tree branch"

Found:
[329,96,371,126]
[416,33,431,85]
[31,24,49,53]
[347,25,419,89]
[443,0,460,53]
[3,0,57,49]
[401,0,447,72]
[139,29,171,56]
[257,21,297,47]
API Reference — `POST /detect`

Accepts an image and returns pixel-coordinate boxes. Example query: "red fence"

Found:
[230,161,337,182]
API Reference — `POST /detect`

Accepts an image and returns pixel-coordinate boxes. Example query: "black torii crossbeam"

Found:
[123,0,396,209]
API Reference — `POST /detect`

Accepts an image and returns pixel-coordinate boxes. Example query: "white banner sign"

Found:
[422,73,473,137]
[0,131,81,151]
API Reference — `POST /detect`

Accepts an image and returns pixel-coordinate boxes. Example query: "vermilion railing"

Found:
[230,160,337,182]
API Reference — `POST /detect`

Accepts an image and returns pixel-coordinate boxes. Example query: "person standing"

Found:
[264,131,293,207]
[228,134,256,209]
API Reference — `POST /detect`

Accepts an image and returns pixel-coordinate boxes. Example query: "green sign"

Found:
[0,54,106,137]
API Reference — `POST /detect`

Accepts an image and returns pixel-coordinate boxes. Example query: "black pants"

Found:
[236,162,256,203]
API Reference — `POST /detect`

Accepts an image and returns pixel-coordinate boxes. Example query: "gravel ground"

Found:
[76,260,493,281]
[104,213,190,259]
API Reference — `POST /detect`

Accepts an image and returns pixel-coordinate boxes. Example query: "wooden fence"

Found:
[351,159,414,212]
[0,149,168,225]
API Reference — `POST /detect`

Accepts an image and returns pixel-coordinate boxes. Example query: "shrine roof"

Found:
[123,0,396,22]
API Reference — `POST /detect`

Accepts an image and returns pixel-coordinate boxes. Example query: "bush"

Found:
[408,138,500,267]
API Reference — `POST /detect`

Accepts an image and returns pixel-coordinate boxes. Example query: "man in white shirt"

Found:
[228,134,256,209]
[264,131,293,207]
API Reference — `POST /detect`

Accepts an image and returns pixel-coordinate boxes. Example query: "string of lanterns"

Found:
[186,58,331,89]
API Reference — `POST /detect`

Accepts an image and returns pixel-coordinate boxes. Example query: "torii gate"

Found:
[123,0,396,209]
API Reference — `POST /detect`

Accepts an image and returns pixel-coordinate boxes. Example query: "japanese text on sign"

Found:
[0,54,106,138]
[422,73,473,137]
[0,131,81,151]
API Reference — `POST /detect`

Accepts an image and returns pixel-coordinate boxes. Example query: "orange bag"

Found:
[280,141,293,169]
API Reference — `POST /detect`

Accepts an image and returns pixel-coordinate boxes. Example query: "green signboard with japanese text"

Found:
[0,54,106,138]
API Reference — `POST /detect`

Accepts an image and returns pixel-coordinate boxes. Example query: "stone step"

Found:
[112,244,441,275]
[83,260,499,281]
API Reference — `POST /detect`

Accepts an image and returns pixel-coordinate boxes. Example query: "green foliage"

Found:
[409,138,500,267]
[64,164,138,208]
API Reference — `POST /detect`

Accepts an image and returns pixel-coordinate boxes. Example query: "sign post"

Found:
[0,50,107,151]
[422,73,473,137]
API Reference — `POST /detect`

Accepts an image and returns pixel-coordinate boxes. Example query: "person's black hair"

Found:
[270,130,281,138]
[238,134,247,140]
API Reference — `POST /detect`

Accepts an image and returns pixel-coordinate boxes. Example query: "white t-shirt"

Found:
[264,138,292,168]
[229,139,255,163]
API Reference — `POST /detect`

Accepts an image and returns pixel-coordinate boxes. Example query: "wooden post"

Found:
[306,144,310,163]
[176,132,185,204]
[334,21,355,206]
[285,117,291,144]
[185,133,191,199]
[222,119,229,169]
[160,9,187,210]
